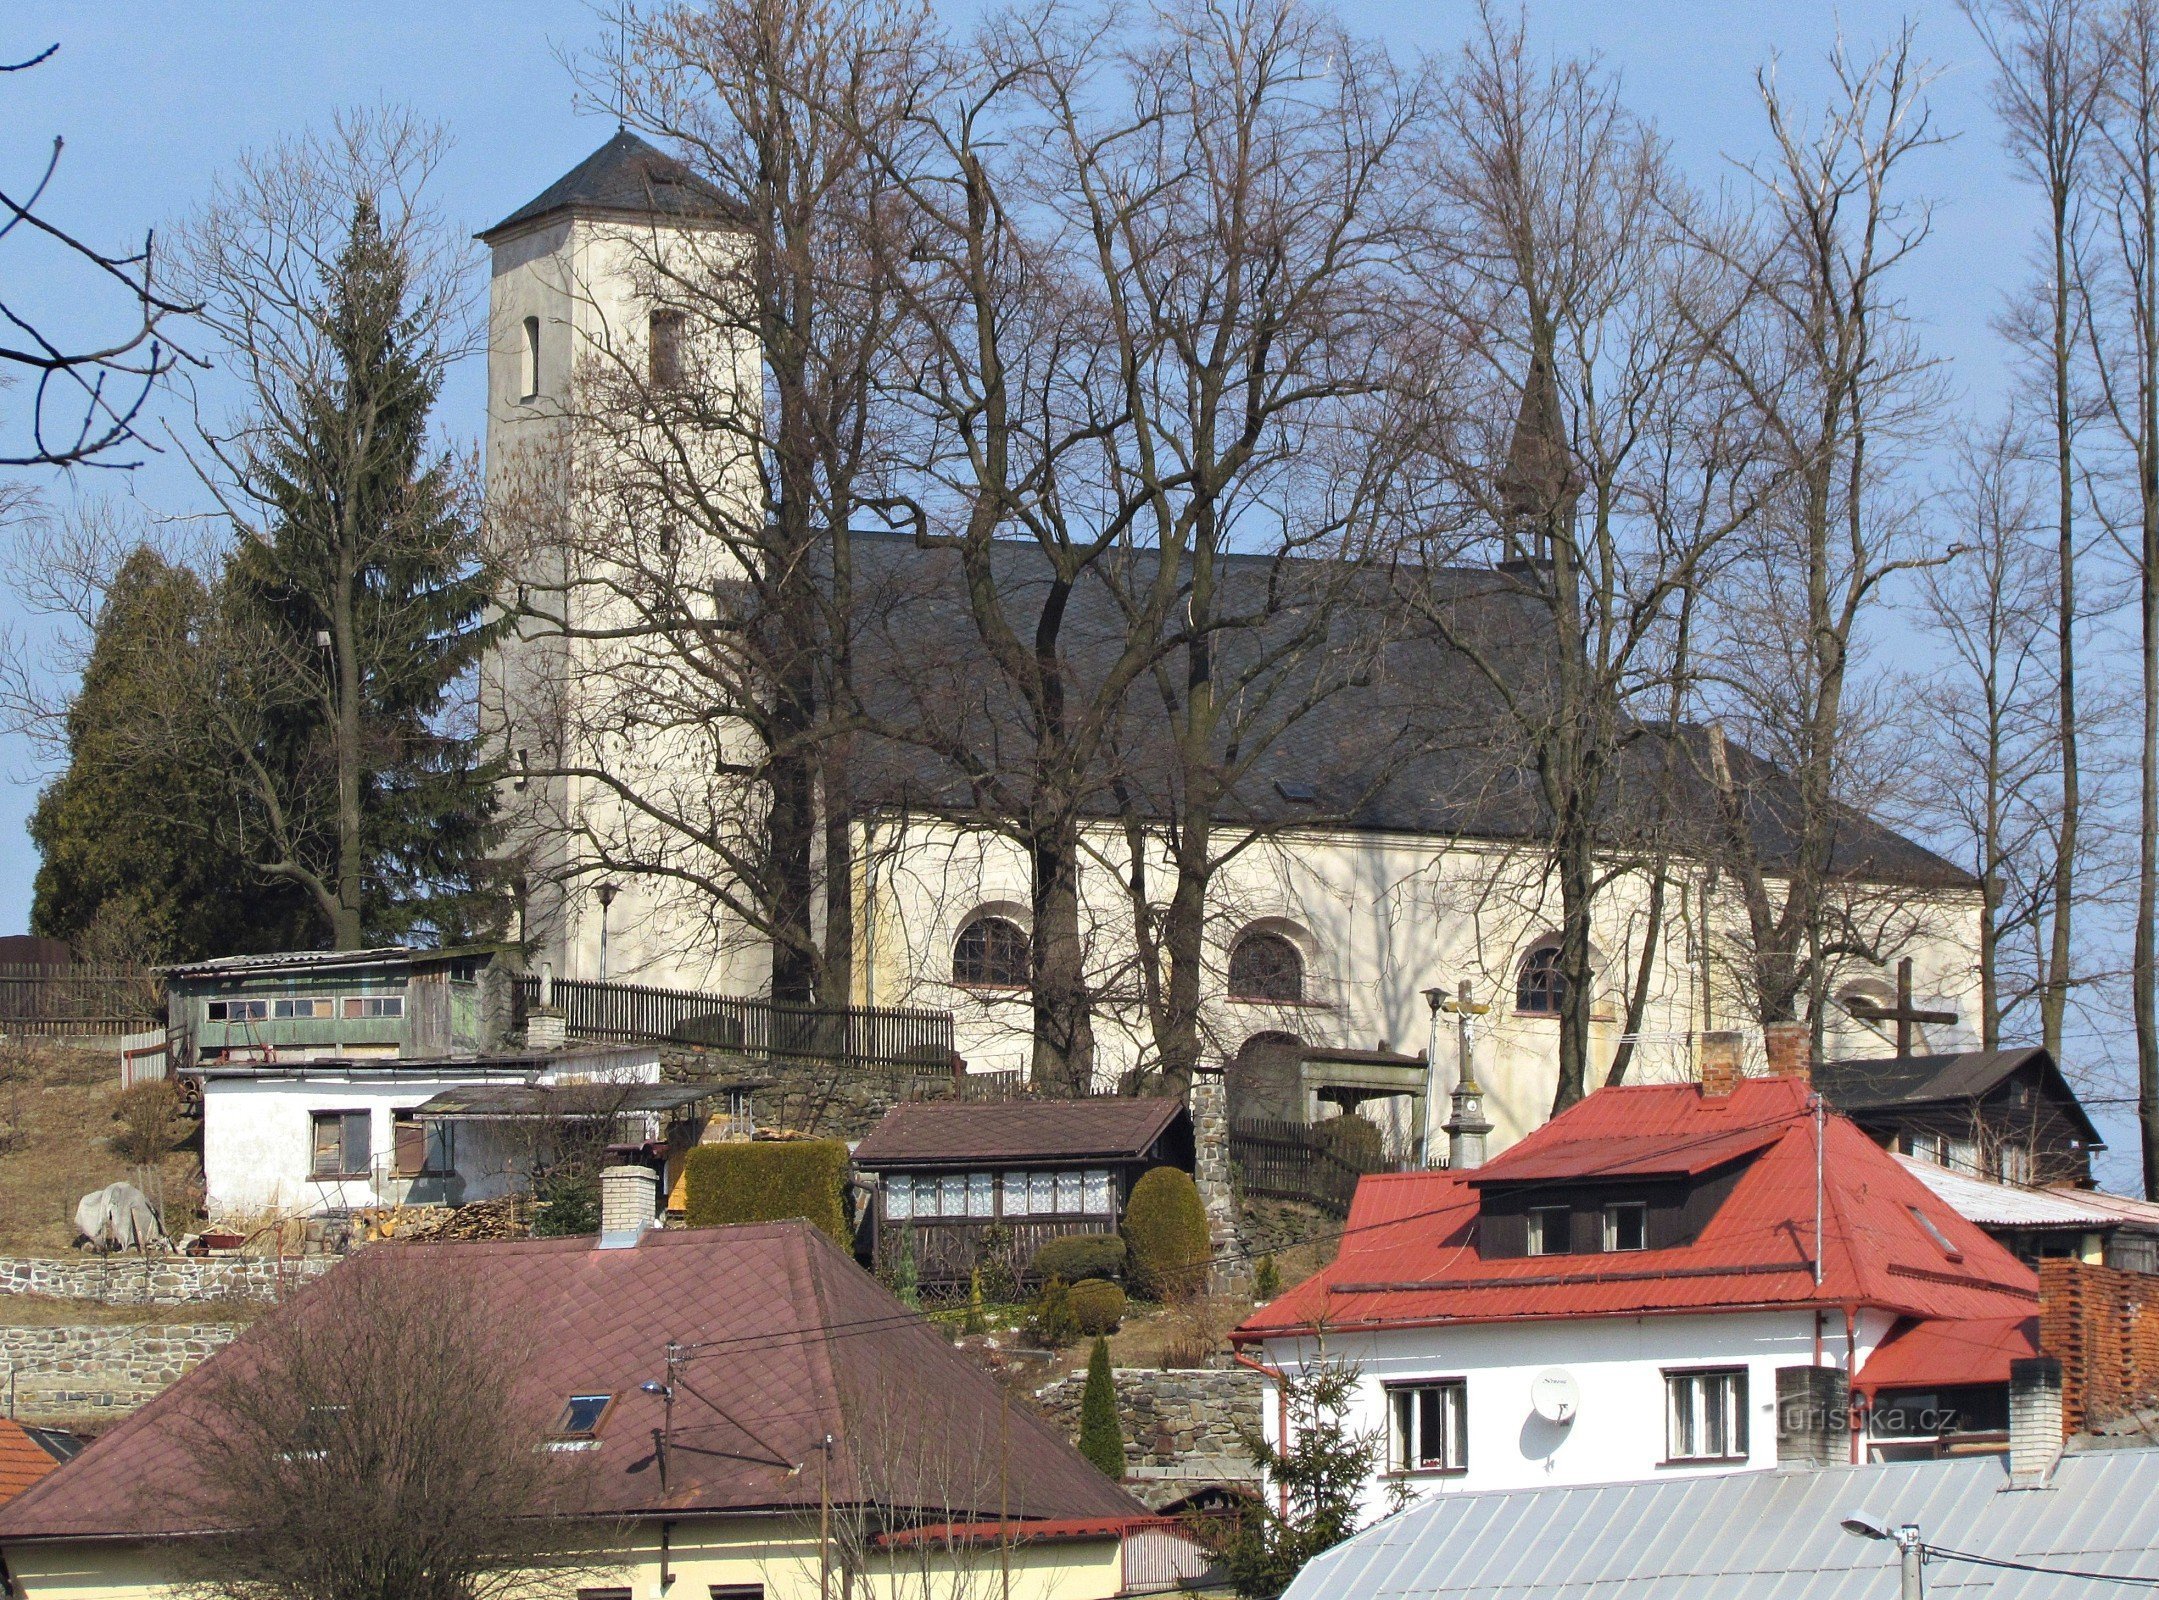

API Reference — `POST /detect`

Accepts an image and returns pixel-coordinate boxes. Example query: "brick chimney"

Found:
[1775,1365,1850,1468]
[1764,1021,1811,1088]
[2009,1356,2065,1487]
[1697,1031,1743,1097]
[597,1165,657,1249]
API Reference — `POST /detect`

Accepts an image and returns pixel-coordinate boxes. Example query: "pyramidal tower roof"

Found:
[479,127,741,242]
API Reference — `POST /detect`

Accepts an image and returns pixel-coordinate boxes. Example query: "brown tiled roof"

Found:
[0,1223,1138,1544]
[850,1099,1187,1168]
[0,1422,58,1510]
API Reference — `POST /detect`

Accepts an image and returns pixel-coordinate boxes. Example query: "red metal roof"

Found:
[1237,1077,2039,1342]
[1855,1314,2041,1392]
[0,1423,58,1511]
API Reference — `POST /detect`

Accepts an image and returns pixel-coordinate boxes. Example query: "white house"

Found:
[1232,1058,2043,1519]
[476,130,1992,1161]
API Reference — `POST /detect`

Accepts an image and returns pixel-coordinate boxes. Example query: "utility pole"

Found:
[819,1431,833,1600]
[1420,982,1490,1167]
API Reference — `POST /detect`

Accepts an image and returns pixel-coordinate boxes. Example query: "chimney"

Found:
[1698,1030,1743,1098]
[1775,1365,1850,1468]
[2009,1356,2065,1487]
[597,1164,657,1249]
[1764,1021,1811,1088]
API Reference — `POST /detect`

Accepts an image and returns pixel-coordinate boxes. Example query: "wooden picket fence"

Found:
[1230,1116,1394,1215]
[0,963,163,1039]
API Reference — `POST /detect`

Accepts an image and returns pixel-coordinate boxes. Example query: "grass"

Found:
[0,1040,204,1256]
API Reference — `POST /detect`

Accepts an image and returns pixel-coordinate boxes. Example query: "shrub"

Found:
[1255,1253,1282,1302]
[1030,1231,1127,1285]
[1029,1276,1079,1346]
[531,1166,599,1237]
[1123,1166,1210,1299]
[1314,1111,1386,1171]
[110,1079,186,1165]
[1078,1336,1124,1479]
[975,1223,1021,1304]
[1068,1277,1126,1336]
[681,1139,850,1248]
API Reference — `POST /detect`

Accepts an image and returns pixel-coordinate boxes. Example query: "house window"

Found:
[206,999,269,1023]
[1603,1202,1647,1252]
[1527,1205,1571,1256]
[1947,1137,1980,1175]
[343,994,404,1019]
[1002,1171,1032,1217]
[885,1174,914,1221]
[1666,1368,1747,1462]
[1228,932,1304,1004]
[271,997,332,1020]
[968,1172,995,1218]
[649,308,686,388]
[520,315,541,400]
[1083,1169,1112,1213]
[937,1173,967,1217]
[1056,1170,1084,1213]
[555,1394,613,1438]
[578,1591,632,1600]
[953,915,1029,989]
[1997,1144,2033,1185]
[310,1110,370,1179]
[1516,943,1567,1015]
[1388,1380,1468,1473]
[1030,1171,1057,1214]
[710,1587,766,1600]
[1904,1131,1948,1167]
[393,1112,453,1177]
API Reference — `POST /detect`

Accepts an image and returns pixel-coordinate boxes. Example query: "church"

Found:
[477,131,1988,1160]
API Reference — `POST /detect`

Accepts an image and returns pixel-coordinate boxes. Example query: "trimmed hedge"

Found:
[1123,1166,1210,1298]
[1029,1232,1127,1285]
[681,1139,851,1248]
[1068,1277,1126,1336]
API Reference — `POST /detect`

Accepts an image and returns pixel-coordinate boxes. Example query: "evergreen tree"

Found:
[1078,1335,1124,1480]
[1223,1359,1378,1599]
[29,547,312,960]
[200,177,502,947]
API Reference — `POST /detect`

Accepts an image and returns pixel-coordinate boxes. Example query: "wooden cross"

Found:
[1844,956,1958,1058]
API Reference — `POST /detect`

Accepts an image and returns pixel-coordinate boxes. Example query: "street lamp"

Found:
[1841,1509,1924,1600]
[595,881,621,982]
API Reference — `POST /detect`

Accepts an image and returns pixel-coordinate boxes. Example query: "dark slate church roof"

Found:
[479,128,741,241]
[839,532,1975,890]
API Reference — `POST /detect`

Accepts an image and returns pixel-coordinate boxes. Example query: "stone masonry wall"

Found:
[0,1323,245,1422]
[1034,1365,1264,1510]
[0,1254,330,1306]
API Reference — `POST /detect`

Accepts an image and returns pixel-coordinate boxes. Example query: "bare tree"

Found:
[171,1253,614,1600]
[1689,30,1951,1035]
[1963,0,2111,1057]
[1,44,198,469]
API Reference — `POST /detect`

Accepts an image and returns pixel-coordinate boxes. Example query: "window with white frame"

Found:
[1603,1201,1647,1252]
[885,1175,915,1220]
[968,1172,995,1218]
[1030,1171,1056,1214]
[1665,1368,1747,1462]
[1003,1171,1032,1217]
[1083,1169,1112,1213]
[1389,1380,1468,1473]
[937,1174,966,1217]
[1527,1205,1571,1256]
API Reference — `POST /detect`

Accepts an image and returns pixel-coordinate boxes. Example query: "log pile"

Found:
[362,1196,533,1244]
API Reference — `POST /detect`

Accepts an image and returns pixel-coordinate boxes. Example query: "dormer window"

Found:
[1602,1201,1647,1252]
[1526,1205,1571,1256]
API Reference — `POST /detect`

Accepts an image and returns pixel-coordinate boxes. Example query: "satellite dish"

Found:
[1531,1368,1580,1425]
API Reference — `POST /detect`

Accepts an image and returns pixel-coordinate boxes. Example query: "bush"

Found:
[1078,1336,1124,1479]
[1028,1276,1080,1346]
[1314,1111,1386,1171]
[975,1222,1021,1304]
[681,1139,850,1248]
[110,1079,186,1165]
[1255,1253,1282,1302]
[1068,1277,1126,1336]
[1030,1231,1127,1285]
[1123,1166,1210,1299]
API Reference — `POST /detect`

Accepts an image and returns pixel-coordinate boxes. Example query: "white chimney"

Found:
[597,1165,657,1249]
[2009,1356,2064,1487]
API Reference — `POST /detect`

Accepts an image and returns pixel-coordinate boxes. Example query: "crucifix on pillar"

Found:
[1420,981,1490,1168]
[1844,956,1957,1058]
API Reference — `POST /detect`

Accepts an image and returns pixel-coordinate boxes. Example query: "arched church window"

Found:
[649,308,685,389]
[1229,931,1305,1004]
[1516,942,1568,1015]
[520,315,540,401]
[953,915,1028,989]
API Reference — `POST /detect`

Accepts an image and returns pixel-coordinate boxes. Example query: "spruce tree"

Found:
[214,192,501,946]
[1078,1336,1124,1480]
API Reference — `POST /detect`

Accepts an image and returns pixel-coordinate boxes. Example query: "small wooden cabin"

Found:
[851,1098,1195,1289]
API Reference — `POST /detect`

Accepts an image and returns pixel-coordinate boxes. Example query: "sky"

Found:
[8,4,2123,1167]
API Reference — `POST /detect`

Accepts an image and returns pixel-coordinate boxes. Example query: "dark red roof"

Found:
[850,1098,1186,1167]
[0,1423,57,1510]
[1237,1077,2039,1341]
[0,1223,1139,1544]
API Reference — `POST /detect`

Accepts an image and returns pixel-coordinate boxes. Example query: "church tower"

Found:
[477,131,757,991]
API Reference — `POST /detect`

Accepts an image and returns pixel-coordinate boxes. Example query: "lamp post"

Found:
[595,881,621,982]
[1841,1510,1924,1600]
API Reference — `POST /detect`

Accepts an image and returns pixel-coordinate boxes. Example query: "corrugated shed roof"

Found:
[0,1222,1139,1543]
[1895,1157,2124,1229]
[1856,1313,2040,1391]
[412,1082,714,1119]
[1237,1079,2038,1340]
[0,1422,59,1509]
[850,1098,1187,1167]
[1283,1447,2159,1600]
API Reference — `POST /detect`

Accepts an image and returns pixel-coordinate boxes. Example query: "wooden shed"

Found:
[850,1098,1194,1289]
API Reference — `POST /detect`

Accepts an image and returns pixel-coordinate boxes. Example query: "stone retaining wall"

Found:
[0,1323,245,1421]
[0,1254,331,1306]
[1034,1365,1264,1509]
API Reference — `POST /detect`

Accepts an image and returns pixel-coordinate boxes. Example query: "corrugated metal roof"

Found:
[1857,1313,2039,1391]
[1238,1079,2038,1341]
[1897,1157,2122,1228]
[412,1083,714,1120]
[1285,1447,2159,1600]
